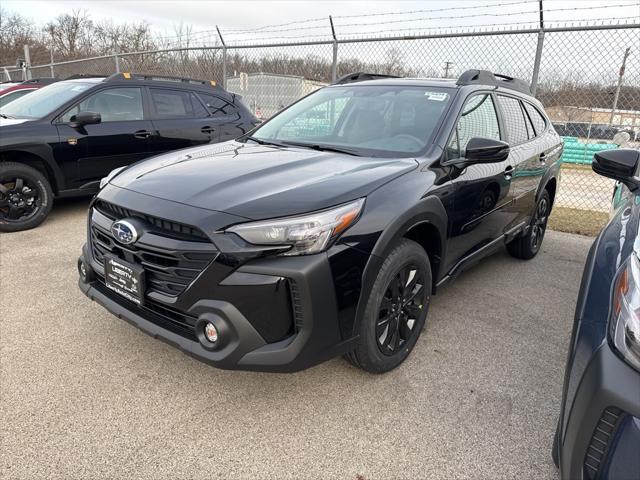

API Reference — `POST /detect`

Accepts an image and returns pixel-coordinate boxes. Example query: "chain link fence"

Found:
[2,22,639,234]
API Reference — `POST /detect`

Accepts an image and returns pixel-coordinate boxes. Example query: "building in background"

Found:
[226,72,327,120]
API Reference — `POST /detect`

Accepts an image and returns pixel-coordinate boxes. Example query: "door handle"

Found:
[539,152,547,163]
[134,130,152,139]
[201,126,215,134]
[504,165,514,179]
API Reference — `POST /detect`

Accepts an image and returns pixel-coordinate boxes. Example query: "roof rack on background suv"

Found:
[332,72,400,85]
[456,69,531,94]
[106,72,219,87]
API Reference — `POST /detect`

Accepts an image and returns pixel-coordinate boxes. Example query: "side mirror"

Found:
[465,137,510,164]
[69,111,101,128]
[593,149,640,191]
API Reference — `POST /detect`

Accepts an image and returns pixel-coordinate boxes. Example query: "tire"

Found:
[552,418,560,468]
[507,189,551,260]
[0,162,53,232]
[346,238,432,373]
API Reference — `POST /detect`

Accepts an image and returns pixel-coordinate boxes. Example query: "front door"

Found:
[445,92,515,272]
[54,86,153,189]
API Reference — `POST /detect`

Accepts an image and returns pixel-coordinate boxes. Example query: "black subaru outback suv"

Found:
[0,73,257,232]
[78,70,562,373]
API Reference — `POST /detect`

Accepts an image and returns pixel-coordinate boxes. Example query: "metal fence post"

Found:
[329,16,338,82]
[531,29,545,96]
[23,44,32,80]
[113,52,120,73]
[216,26,227,88]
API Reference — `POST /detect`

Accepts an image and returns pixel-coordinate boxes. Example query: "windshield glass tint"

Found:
[0,81,94,119]
[250,85,453,157]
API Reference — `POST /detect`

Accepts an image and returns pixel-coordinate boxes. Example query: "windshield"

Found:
[247,85,453,157]
[0,81,95,119]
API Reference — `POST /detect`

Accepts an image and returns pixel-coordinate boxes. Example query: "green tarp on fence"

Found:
[560,136,618,165]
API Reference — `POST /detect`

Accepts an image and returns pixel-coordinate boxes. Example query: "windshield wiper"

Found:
[281,141,361,156]
[244,136,287,148]
[0,113,14,119]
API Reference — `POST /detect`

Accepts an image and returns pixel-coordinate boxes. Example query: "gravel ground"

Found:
[0,198,593,480]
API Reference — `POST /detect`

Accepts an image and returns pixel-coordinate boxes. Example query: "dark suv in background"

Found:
[553,149,640,480]
[78,70,562,373]
[0,73,258,231]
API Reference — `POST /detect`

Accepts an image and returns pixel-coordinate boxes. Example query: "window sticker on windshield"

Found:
[425,92,448,101]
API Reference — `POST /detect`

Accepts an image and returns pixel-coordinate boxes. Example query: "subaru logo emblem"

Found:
[111,220,138,245]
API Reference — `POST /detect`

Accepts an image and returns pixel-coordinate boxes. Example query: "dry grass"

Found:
[548,206,608,237]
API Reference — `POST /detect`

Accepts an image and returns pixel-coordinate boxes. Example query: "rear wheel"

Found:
[507,190,550,260]
[0,162,53,232]
[346,239,431,373]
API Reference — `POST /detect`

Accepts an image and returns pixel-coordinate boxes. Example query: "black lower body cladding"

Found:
[78,185,364,372]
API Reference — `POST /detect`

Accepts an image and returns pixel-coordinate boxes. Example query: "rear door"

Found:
[195,92,250,141]
[54,86,154,189]
[495,94,541,224]
[147,87,216,154]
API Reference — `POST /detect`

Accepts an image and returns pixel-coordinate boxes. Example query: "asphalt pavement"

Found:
[0,197,594,479]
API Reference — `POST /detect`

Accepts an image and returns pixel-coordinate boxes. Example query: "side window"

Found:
[150,88,207,119]
[198,93,237,117]
[497,95,529,145]
[61,87,144,123]
[447,94,500,159]
[523,102,547,136]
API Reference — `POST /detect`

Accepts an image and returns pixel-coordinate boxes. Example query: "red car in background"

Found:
[0,78,58,107]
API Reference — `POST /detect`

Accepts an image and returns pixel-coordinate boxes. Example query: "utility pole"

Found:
[609,47,631,125]
[443,61,454,78]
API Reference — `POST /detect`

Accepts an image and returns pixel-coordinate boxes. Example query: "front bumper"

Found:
[79,240,359,373]
[560,341,640,480]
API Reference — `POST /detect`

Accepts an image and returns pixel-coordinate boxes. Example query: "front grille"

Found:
[90,214,217,297]
[584,407,623,479]
[94,199,209,242]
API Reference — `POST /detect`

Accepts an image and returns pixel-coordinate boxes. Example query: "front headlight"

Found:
[226,198,365,256]
[99,166,127,189]
[611,253,640,371]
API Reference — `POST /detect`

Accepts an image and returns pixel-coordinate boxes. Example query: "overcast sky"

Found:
[4,0,640,43]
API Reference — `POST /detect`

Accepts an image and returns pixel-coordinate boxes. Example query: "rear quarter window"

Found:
[523,102,548,136]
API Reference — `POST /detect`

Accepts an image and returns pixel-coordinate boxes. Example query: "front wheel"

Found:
[0,162,53,232]
[507,190,550,260]
[346,239,432,373]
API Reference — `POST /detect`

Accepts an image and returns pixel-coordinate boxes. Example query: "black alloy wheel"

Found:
[376,263,426,356]
[0,162,53,232]
[530,194,549,251]
[506,189,551,260]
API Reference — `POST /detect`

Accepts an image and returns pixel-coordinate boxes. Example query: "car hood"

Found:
[0,117,31,127]
[111,140,418,219]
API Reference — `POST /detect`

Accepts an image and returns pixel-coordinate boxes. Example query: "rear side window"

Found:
[523,102,547,136]
[497,95,529,145]
[150,88,208,119]
[447,93,501,159]
[198,93,237,117]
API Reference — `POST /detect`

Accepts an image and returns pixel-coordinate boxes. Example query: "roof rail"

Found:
[106,72,219,88]
[333,72,400,85]
[65,74,106,80]
[20,77,58,85]
[456,69,531,95]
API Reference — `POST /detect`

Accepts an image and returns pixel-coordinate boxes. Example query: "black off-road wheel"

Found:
[0,162,53,232]
[507,189,551,260]
[346,239,432,373]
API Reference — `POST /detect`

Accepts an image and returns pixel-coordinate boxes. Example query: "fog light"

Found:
[204,322,219,343]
